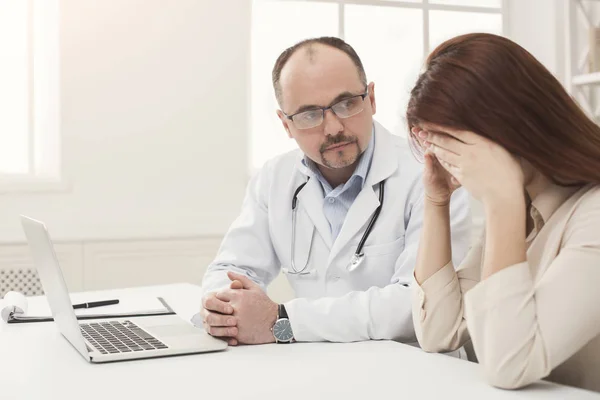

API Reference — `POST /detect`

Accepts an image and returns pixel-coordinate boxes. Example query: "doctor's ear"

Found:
[367,82,376,115]
[276,110,293,138]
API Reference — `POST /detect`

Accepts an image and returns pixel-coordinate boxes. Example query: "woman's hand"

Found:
[412,126,461,206]
[421,125,525,206]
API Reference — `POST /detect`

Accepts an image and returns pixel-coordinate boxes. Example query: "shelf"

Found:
[572,72,600,86]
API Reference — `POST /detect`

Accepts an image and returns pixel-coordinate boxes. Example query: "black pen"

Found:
[73,299,120,309]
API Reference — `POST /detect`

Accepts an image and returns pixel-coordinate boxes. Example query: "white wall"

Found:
[0,0,251,243]
[506,0,565,82]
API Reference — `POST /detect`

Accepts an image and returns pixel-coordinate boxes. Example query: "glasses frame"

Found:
[283,88,370,130]
[408,128,426,164]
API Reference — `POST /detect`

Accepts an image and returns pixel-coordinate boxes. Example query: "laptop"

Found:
[20,215,227,363]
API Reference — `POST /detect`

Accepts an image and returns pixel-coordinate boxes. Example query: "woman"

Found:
[407,33,600,392]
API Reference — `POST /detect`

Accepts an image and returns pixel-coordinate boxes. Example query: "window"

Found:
[251,0,504,170]
[0,0,61,190]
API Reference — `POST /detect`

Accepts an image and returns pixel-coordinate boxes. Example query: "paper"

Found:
[30,295,167,317]
[1,291,174,323]
[1,291,28,322]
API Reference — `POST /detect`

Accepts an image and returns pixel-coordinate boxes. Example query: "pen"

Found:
[72,299,120,309]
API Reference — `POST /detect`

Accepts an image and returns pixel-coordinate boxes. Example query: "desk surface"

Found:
[1,283,598,400]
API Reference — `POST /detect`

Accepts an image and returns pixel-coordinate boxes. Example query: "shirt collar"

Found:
[301,125,375,190]
[530,182,582,226]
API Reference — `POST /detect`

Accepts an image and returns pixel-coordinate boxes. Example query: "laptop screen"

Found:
[21,215,90,359]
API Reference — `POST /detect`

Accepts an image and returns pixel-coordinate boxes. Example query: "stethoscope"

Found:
[283,177,385,275]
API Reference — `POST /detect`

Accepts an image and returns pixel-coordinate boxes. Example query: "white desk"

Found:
[1,283,598,400]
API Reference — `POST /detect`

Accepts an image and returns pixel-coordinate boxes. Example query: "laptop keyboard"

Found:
[80,320,168,355]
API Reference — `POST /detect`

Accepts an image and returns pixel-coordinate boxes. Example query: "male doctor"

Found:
[198,37,471,345]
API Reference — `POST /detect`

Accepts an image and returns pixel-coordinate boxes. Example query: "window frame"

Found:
[271,0,508,55]
[0,0,65,193]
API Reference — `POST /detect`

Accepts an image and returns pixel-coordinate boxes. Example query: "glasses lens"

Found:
[332,95,365,119]
[293,109,323,130]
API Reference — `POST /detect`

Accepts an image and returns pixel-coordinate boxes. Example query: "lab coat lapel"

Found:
[296,175,333,249]
[328,122,399,264]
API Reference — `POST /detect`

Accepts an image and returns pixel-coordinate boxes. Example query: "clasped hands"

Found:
[200,271,278,346]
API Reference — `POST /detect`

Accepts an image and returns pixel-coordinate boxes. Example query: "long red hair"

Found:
[406,33,600,185]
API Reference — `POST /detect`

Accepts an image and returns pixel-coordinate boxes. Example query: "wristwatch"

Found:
[272,304,294,343]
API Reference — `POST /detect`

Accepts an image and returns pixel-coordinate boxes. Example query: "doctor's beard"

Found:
[319,134,361,169]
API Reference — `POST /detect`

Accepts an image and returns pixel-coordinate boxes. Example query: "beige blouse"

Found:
[412,183,600,392]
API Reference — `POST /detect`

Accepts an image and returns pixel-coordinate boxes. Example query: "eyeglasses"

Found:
[283,89,369,130]
[408,128,425,163]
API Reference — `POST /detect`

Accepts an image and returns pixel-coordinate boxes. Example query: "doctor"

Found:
[198,37,471,345]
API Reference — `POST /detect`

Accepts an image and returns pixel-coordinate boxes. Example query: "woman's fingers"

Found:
[429,143,460,167]
[425,132,464,155]
[438,158,460,177]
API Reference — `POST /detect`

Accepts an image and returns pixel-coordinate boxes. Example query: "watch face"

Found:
[273,319,294,342]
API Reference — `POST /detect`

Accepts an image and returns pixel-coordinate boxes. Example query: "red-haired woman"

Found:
[408,33,600,392]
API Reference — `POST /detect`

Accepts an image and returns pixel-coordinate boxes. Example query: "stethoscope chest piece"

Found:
[348,252,365,272]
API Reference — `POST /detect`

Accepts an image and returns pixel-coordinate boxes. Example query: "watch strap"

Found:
[278,304,289,320]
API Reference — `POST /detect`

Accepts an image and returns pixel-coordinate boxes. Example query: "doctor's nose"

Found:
[322,109,344,136]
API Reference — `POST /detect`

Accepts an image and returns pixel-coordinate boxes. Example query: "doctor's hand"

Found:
[201,284,243,346]
[214,271,278,345]
[412,126,461,206]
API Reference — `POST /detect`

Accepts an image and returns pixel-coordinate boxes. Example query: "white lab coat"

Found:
[201,121,472,343]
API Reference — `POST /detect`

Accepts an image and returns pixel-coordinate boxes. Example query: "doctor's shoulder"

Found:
[263,148,304,176]
[387,135,425,179]
[251,148,305,191]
